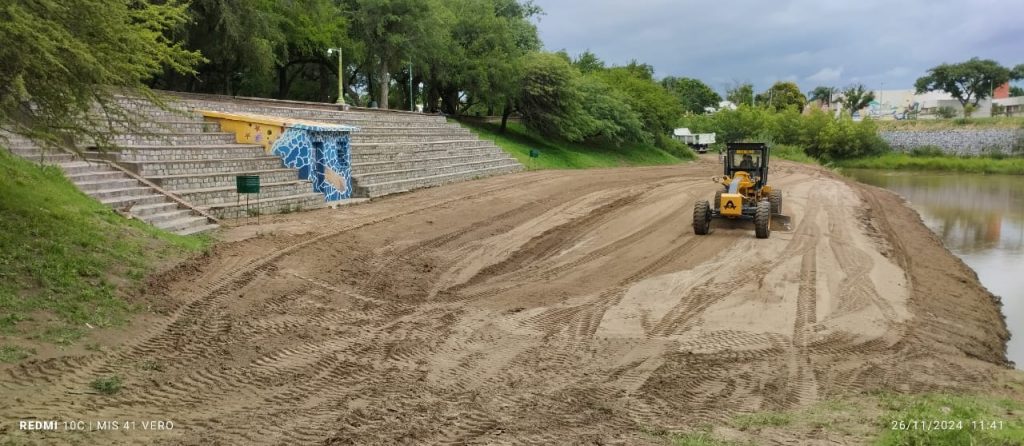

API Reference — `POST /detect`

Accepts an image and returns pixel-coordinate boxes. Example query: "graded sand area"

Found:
[0,157,1012,444]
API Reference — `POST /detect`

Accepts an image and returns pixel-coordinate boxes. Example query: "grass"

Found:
[89,375,122,395]
[835,152,1024,175]
[455,120,694,170]
[771,144,818,164]
[0,345,36,363]
[875,393,1024,446]
[640,389,1024,446]
[0,148,210,356]
[876,116,1024,131]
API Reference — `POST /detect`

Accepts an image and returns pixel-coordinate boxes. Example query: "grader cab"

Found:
[692,143,788,238]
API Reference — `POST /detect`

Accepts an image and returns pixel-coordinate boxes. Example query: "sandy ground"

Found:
[0,157,1012,445]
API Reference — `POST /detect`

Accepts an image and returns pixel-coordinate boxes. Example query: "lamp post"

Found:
[409,60,414,112]
[327,47,345,106]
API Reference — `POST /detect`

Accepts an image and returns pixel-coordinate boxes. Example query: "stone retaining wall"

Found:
[881,129,1023,156]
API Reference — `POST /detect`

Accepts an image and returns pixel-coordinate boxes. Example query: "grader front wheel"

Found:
[754,200,771,239]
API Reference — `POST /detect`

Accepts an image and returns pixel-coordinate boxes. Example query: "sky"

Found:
[530,0,1023,95]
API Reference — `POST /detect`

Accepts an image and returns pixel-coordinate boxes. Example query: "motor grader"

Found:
[692,143,785,239]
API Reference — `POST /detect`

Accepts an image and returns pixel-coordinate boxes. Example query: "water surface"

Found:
[845,169,1024,367]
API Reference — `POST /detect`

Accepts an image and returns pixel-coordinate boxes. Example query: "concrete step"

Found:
[103,119,220,133]
[91,186,157,200]
[174,180,315,207]
[355,163,523,198]
[352,153,516,174]
[99,193,172,208]
[202,192,327,219]
[155,215,211,233]
[61,161,112,175]
[351,140,492,153]
[96,144,266,162]
[350,145,506,163]
[98,132,237,146]
[148,168,299,190]
[180,102,447,124]
[349,133,481,144]
[347,127,472,136]
[8,151,76,163]
[130,202,182,218]
[75,178,140,192]
[353,158,520,185]
[141,209,198,225]
[121,156,286,177]
[65,170,128,183]
[177,223,219,236]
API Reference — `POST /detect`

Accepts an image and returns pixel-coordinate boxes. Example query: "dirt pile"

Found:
[0,158,1010,444]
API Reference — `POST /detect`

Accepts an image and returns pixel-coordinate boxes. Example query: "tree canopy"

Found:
[839,85,875,114]
[661,77,722,114]
[0,0,201,149]
[915,58,1022,115]
[726,83,754,107]
[756,82,806,111]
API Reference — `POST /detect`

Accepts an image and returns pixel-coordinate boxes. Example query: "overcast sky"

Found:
[531,0,1023,94]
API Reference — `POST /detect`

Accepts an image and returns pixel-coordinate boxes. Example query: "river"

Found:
[844,169,1024,367]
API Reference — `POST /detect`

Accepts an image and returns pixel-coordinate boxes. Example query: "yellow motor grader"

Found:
[692,143,787,238]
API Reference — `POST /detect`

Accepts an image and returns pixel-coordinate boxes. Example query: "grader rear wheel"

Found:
[770,189,782,214]
[755,200,771,239]
[693,200,711,235]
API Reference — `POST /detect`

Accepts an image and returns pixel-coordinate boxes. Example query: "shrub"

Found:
[935,106,958,118]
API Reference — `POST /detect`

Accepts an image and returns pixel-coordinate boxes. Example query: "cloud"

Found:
[532,0,1024,93]
[806,67,843,84]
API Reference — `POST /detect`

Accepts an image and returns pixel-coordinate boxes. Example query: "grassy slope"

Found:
[642,382,1024,445]
[0,149,208,359]
[835,153,1024,175]
[455,120,692,170]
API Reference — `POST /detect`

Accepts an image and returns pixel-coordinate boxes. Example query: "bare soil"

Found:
[0,157,1012,445]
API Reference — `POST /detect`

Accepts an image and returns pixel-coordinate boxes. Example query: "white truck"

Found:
[672,128,716,153]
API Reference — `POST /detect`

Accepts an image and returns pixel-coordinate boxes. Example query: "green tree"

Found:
[726,82,754,107]
[594,67,683,141]
[756,81,806,111]
[572,50,605,74]
[808,86,838,107]
[0,0,201,149]
[274,0,349,101]
[839,84,874,115]
[347,0,443,109]
[661,77,722,114]
[1010,86,1024,97]
[517,52,588,141]
[576,76,648,144]
[914,58,1023,117]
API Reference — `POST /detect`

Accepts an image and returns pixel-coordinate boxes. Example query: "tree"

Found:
[756,81,806,111]
[838,84,874,115]
[517,52,588,140]
[0,0,201,150]
[808,86,838,107]
[726,82,754,107]
[347,0,442,109]
[661,77,722,114]
[572,50,605,74]
[1011,86,1024,97]
[914,58,1022,117]
[593,67,683,140]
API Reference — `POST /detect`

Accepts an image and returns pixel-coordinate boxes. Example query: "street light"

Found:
[327,47,345,106]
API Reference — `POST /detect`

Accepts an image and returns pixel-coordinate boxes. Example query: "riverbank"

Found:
[835,153,1024,175]
[455,120,694,169]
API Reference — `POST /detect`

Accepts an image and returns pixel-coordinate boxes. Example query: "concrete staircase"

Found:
[153,93,524,198]
[2,135,217,235]
[83,102,327,219]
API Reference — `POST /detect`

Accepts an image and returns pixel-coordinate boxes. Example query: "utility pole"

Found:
[409,60,414,112]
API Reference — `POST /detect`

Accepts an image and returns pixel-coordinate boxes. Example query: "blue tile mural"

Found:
[271,123,356,201]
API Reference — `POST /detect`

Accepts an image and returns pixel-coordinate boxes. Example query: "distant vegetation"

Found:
[458,120,693,170]
[836,153,1024,175]
[679,106,889,162]
[0,149,208,354]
